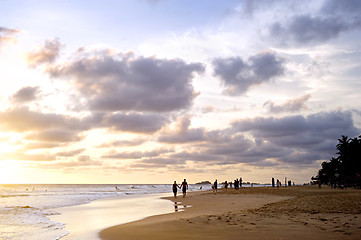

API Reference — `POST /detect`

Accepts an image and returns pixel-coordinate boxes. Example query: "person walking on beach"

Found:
[181,179,188,198]
[213,179,218,193]
[172,181,180,198]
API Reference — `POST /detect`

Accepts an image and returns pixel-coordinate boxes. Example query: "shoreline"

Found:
[99,186,361,240]
[50,192,176,240]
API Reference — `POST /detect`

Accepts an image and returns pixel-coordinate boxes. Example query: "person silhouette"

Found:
[172,181,180,198]
[181,179,188,198]
[213,179,218,193]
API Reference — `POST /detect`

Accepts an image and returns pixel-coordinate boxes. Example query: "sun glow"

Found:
[0,160,25,184]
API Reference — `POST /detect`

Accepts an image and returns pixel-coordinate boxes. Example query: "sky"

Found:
[0,0,360,184]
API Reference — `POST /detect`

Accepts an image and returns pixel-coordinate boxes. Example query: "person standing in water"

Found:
[181,179,188,198]
[172,181,180,198]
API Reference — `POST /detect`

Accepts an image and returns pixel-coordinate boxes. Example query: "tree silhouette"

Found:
[317,135,361,188]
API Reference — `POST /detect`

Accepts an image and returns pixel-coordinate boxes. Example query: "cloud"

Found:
[322,0,361,23]
[77,155,102,166]
[0,107,102,147]
[0,151,56,161]
[231,110,360,164]
[25,129,85,143]
[0,26,19,49]
[238,0,287,17]
[264,94,311,113]
[158,115,205,143]
[56,148,85,157]
[269,15,347,45]
[0,107,93,132]
[47,50,205,112]
[102,148,173,159]
[11,86,41,103]
[103,112,168,133]
[152,110,359,167]
[268,0,361,46]
[157,119,272,165]
[129,157,185,169]
[96,138,146,148]
[201,105,216,114]
[26,39,63,67]
[37,156,103,169]
[212,52,285,95]
[22,142,65,150]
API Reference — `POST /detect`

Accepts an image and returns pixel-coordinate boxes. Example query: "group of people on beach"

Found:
[172,179,188,198]
[223,178,243,190]
[211,178,243,193]
[173,177,245,197]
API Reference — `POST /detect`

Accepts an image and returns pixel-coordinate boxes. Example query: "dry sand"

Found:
[99,186,361,240]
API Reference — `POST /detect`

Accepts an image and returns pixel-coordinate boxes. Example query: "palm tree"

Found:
[316,134,361,187]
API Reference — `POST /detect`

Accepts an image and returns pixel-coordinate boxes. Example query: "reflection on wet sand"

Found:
[173,202,191,212]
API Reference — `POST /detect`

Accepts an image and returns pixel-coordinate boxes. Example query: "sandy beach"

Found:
[99,186,361,240]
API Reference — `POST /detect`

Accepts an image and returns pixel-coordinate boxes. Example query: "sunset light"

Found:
[1,0,360,185]
[1,1,361,240]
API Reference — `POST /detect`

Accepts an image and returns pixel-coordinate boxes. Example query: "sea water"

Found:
[0,184,210,240]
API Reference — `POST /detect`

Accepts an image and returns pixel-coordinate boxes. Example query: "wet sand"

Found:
[50,193,174,240]
[99,186,361,240]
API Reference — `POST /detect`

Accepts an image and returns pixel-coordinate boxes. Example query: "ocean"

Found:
[0,183,210,240]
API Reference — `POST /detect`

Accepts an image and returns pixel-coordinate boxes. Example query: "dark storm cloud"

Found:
[103,112,168,133]
[11,86,41,103]
[212,52,284,95]
[264,94,310,113]
[26,39,63,67]
[268,0,361,46]
[47,50,205,112]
